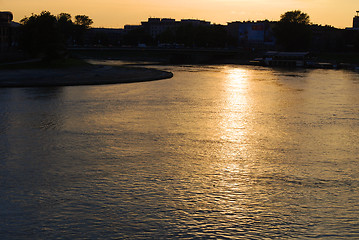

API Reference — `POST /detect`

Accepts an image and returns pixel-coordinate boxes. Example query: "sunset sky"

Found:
[2,0,357,28]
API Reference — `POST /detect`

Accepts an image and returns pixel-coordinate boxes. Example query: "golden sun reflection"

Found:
[216,67,253,192]
[220,67,251,145]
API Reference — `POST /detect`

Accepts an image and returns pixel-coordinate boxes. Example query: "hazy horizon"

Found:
[2,0,357,29]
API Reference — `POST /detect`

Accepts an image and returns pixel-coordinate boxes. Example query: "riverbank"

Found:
[70,47,250,64]
[69,48,359,70]
[0,64,173,88]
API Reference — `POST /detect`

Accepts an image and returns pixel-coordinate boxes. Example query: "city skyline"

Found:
[2,0,357,28]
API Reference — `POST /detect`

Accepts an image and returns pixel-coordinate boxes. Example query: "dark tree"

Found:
[73,15,93,45]
[20,11,65,59]
[274,10,312,51]
[57,13,72,24]
[19,11,94,58]
[280,10,310,25]
[74,15,93,29]
[57,13,73,44]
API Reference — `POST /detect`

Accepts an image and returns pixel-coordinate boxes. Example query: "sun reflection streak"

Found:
[216,67,254,203]
[220,67,251,145]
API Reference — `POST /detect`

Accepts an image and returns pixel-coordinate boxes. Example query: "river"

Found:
[1,63,359,239]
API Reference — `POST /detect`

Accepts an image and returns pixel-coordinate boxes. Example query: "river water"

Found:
[1,63,359,239]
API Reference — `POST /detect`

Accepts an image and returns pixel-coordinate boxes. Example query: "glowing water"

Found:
[1,64,358,239]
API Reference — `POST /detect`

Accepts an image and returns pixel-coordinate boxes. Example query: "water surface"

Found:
[1,64,359,239]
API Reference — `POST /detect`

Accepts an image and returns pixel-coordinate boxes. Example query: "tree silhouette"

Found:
[75,15,93,29]
[274,10,312,51]
[20,11,65,59]
[57,13,73,44]
[19,11,94,58]
[73,15,93,45]
[280,10,310,25]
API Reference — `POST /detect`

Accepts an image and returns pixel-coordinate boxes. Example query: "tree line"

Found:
[275,10,359,52]
[19,11,93,59]
[18,10,359,60]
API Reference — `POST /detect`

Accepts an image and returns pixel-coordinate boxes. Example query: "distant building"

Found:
[85,28,124,46]
[311,24,343,51]
[180,19,210,26]
[141,18,177,38]
[140,18,211,39]
[353,11,359,29]
[124,25,141,34]
[0,11,13,52]
[227,21,275,48]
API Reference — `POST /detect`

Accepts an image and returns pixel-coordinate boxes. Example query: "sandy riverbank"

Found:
[0,65,173,88]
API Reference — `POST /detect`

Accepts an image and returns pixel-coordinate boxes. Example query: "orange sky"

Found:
[2,0,357,28]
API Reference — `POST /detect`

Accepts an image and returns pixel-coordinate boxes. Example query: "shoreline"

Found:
[70,48,359,70]
[0,65,173,88]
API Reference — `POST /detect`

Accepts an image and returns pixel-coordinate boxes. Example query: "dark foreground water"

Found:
[1,64,359,239]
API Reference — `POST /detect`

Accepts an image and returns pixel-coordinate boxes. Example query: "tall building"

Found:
[140,18,211,39]
[141,18,177,38]
[353,11,359,29]
[0,11,13,52]
[227,21,275,48]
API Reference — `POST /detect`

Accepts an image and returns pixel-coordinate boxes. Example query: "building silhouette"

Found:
[227,21,275,48]
[5,11,357,52]
[0,11,13,52]
[353,11,359,29]
[141,18,176,38]
[140,18,210,39]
